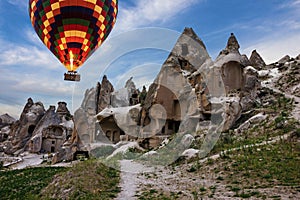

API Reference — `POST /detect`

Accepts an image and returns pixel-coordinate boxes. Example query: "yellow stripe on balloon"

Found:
[43,28,48,35]
[64,31,87,38]
[51,2,60,10]
[83,39,89,45]
[44,37,49,46]
[59,44,64,50]
[44,20,50,28]
[46,11,54,19]
[31,1,36,10]
[100,32,104,39]
[99,15,105,23]
[31,12,34,22]
[61,38,66,44]
[94,5,103,15]
[100,24,105,31]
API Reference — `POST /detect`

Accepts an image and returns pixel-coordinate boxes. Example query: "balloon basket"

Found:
[64,71,80,82]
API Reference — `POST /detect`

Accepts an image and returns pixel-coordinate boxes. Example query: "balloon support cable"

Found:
[64,71,80,82]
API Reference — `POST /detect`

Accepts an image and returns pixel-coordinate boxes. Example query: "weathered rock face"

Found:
[219,33,240,55]
[215,33,245,93]
[96,75,114,113]
[28,105,62,153]
[0,114,15,143]
[56,102,70,120]
[222,97,243,131]
[213,33,261,126]
[0,98,76,156]
[0,114,15,128]
[96,105,141,143]
[141,27,213,140]
[74,76,117,144]
[74,86,98,144]
[125,77,137,98]
[275,56,300,98]
[6,98,46,154]
[140,30,262,144]
[241,66,261,111]
[171,27,211,70]
[249,50,266,70]
[241,54,251,67]
[75,74,146,145]
[278,55,291,65]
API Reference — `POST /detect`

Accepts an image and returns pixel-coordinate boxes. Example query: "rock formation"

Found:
[74,76,116,144]
[136,29,262,148]
[219,33,240,55]
[0,114,15,143]
[74,75,145,145]
[275,55,300,97]
[56,102,71,120]
[28,105,64,153]
[137,28,214,147]
[0,114,15,128]
[96,75,114,113]
[278,55,291,65]
[74,86,99,145]
[0,99,76,160]
[249,50,266,70]
[4,98,46,154]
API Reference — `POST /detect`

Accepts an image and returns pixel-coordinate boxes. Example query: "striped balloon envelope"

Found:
[29,0,118,81]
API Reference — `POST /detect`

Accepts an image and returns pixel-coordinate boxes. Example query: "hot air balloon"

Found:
[29,0,118,81]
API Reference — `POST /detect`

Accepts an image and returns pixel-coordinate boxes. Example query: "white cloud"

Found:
[0,39,61,70]
[279,0,300,9]
[116,0,199,32]
[0,68,74,97]
[243,32,300,64]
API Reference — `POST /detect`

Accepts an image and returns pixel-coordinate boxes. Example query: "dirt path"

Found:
[115,160,154,200]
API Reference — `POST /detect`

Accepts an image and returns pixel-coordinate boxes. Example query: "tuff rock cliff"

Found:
[0,98,77,161]
[139,29,260,148]
[74,76,142,146]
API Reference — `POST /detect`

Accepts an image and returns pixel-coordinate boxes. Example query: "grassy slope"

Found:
[0,159,120,200]
[0,167,67,200]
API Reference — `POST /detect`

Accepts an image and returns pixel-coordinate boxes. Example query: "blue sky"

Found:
[0,0,300,118]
